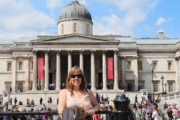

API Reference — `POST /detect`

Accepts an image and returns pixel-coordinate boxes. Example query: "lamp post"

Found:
[161,76,164,95]
[151,63,154,103]
[165,83,167,93]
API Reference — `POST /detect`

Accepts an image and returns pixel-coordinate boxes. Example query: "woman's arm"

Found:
[58,89,67,115]
[152,112,155,118]
[89,90,100,112]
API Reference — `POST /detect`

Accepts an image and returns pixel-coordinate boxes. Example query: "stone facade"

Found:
[0,0,180,104]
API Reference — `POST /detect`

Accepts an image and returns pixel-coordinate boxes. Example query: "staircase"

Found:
[160,91,180,107]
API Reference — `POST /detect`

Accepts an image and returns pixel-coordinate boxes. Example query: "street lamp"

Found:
[151,63,154,103]
[165,83,167,93]
[161,76,164,94]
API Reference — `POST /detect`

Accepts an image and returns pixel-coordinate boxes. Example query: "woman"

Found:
[11,105,19,120]
[171,103,179,119]
[152,103,159,120]
[41,106,48,120]
[58,66,100,119]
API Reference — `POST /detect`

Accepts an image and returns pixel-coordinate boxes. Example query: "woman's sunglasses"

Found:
[71,74,82,78]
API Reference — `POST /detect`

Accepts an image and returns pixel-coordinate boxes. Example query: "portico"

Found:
[31,47,120,92]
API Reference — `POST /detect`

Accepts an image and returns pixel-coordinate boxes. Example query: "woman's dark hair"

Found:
[66,66,87,96]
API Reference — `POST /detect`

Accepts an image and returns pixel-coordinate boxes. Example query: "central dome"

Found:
[58,0,92,24]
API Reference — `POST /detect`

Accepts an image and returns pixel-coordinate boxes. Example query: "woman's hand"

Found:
[85,108,97,116]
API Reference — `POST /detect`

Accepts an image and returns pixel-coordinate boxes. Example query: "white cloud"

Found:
[78,0,87,5]
[46,0,63,10]
[93,0,157,36]
[93,14,133,36]
[0,0,56,39]
[155,17,172,26]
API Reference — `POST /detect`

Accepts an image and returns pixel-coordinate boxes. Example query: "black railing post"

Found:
[161,114,165,120]
[113,94,134,120]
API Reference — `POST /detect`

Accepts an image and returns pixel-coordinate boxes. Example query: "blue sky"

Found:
[0,0,180,39]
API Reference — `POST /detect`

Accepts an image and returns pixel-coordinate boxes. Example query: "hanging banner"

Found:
[38,57,44,80]
[107,57,114,79]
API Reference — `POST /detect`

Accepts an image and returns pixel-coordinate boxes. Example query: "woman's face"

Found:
[70,70,82,88]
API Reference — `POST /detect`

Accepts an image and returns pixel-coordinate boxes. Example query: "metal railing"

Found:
[0,111,166,120]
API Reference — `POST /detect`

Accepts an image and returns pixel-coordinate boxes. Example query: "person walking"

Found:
[0,107,4,120]
[135,94,138,103]
[40,97,43,105]
[167,106,173,120]
[14,97,17,105]
[152,103,159,120]
[57,98,59,105]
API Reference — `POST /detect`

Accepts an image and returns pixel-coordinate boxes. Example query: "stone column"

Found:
[102,50,107,90]
[79,50,84,72]
[12,56,17,92]
[68,50,72,73]
[114,50,119,90]
[24,56,29,92]
[121,57,126,88]
[133,57,138,91]
[56,51,61,91]
[44,51,49,91]
[32,51,37,91]
[176,57,180,91]
[91,50,96,90]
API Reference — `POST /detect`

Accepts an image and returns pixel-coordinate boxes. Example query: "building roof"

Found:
[58,0,92,24]
[153,29,172,39]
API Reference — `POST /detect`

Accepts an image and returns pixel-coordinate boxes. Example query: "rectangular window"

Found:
[19,62,23,70]
[127,61,131,69]
[168,83,173,92]
[5,83,11,91]
[17,83,23,92]
[138,61,143,70]
[29,82,33,90]
[7,62,12,71]
[168,62,172,70]
[152,62,157,70]
[153,83,158,92]
[138,83,144,91]
[61,24,64,34]
[74,23,77,33]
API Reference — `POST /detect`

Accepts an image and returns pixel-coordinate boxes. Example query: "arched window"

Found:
[86,24,89,34]
[73,23,77,33]
[61,24,64,34]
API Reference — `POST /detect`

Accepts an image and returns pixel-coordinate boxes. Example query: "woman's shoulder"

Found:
[59,89,69,95]
[85,89,93,94]
[153,111,157,114]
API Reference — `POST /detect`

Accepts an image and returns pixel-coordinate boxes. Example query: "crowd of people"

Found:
[0,104,60,120]
[1,66,180,120]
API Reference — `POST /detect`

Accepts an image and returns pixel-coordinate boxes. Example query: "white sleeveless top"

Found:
[66,89,92,109]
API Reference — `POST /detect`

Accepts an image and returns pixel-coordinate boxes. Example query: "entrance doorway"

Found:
[49,73,54,90]
[98,73,102,89]
[127,81,133,91]
[49,73,53,84]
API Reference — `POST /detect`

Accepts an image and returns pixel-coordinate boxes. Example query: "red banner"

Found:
[107,57,114,79]
[38,57,44,80]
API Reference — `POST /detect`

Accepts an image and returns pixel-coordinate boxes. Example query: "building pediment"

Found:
[32,34,119,44]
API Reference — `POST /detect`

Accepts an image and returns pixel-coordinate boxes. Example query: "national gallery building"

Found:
[0,0,180,104]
